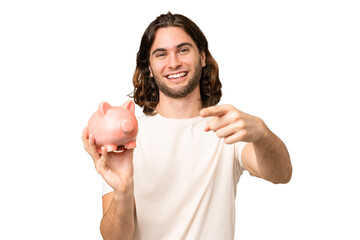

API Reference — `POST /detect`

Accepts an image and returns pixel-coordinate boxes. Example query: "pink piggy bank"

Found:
[87,100,138,153]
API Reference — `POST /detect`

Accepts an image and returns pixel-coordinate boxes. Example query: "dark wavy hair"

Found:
[131,12,222,116]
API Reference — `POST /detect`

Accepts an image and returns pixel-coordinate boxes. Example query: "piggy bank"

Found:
[87,100,138,153]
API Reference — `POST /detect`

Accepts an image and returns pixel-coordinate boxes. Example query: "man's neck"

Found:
[155,86,202,119]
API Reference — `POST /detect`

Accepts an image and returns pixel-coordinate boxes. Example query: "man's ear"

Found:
[200,51,206,67]
[149,66,153,77]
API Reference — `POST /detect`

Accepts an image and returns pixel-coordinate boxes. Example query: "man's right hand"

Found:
[82,127,134,194]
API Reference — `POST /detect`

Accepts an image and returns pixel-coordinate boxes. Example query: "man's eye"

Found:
[156,52,166,58]
[179,48,189,53]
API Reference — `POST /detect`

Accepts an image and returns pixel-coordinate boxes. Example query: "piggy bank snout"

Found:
[119,120,135,133]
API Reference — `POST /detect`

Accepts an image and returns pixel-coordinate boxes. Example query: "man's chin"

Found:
[161,89,191,98]
[158,83,195,98]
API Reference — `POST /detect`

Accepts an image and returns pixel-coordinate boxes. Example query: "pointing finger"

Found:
[200,105,228,117]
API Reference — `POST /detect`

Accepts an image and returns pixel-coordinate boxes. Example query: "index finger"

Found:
[200,105,228,117]
[82,127,89,140]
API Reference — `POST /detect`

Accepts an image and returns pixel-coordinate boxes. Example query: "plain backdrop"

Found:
[1,0,359,239]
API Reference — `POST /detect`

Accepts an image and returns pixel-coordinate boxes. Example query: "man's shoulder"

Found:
[136,114,147,121]
[136,114,155,123]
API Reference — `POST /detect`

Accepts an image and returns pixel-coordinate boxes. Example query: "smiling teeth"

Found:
[167,72,187,79]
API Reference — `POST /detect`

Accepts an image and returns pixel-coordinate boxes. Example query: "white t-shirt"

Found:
[102,114,247,240]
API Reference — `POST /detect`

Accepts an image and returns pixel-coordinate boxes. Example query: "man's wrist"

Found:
[113,181,134,201]
[252,117,266,141]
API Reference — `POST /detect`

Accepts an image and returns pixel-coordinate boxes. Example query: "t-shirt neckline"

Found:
[153,113,203,124]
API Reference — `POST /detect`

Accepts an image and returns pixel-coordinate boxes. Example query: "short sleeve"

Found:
[235,141,247,171]
[102,179,114,196]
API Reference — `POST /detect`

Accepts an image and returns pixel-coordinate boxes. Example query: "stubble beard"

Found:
[152,60,203,99]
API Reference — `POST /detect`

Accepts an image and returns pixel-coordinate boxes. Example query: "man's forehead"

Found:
[150,26,196,51]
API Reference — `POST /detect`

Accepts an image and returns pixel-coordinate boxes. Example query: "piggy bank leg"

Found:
[104,144,117,152]
[126,140,136,149]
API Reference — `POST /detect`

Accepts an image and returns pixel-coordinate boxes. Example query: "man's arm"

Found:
[100,191,135,240]
[82,128,135,239]
[200,105,292,184]
[241,123,292,183]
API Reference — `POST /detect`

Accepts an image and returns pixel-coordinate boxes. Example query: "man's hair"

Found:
[131,12,222,116]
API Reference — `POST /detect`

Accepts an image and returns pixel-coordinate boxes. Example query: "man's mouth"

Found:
[166,71,188,79]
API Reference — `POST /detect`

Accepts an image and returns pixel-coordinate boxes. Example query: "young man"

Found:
[82,12,292,240]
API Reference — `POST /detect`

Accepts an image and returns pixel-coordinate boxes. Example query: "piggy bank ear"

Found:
[99,102,112,117]
[122,100,135,113]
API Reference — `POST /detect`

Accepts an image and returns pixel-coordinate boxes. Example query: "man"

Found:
[82,12,292,240]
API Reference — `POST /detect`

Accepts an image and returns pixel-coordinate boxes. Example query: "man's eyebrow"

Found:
[151,48,167,56]
[177,42,193,48]
[151,42,194,56]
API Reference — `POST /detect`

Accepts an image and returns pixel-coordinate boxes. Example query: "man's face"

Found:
[149,26,206,98]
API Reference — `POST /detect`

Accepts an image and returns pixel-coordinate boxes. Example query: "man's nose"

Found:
[168,52,182,69]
